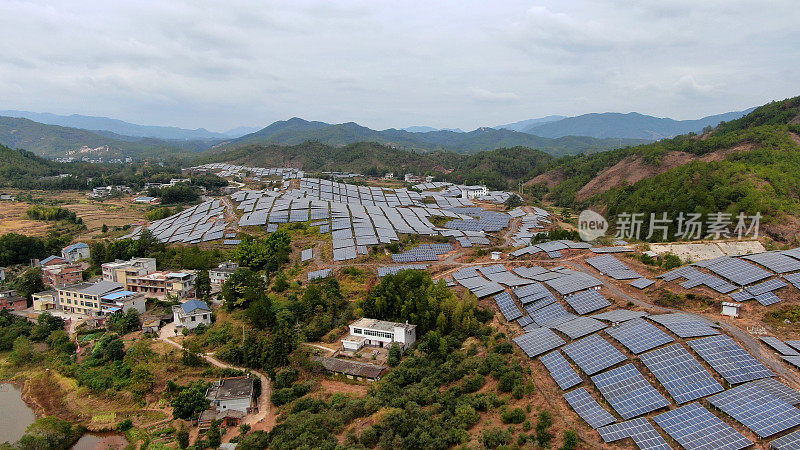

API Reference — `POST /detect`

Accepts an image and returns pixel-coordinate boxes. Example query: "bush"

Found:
[501,407,526,424]
[360,427,379,448]
[562,430,578,450]
[536,410,553,447]
[481,427,512,448]
[116,418,133,432]
[274,368,298,389]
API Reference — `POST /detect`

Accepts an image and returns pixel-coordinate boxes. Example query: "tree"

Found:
[30,312,65,341]
[207,420,222,448]
[387,342,401,367]
[102,224,109,233]
[233,231,291,274]
[195,269,211,300]
[535,410,553,447]
[15,416,84,449]
[9,336,39,365]
[175,424,190,449]
[504,194,522,210]
[14,267,45,302]
[561,430,578,450]
[108,309,140,334]
[171,382,210,419]
[222,268,266,309]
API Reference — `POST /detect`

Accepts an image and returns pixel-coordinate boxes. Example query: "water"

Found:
[72,433,128,450]
[0,383,36,443]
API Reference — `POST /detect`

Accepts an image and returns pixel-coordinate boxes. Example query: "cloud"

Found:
[0,0,797,129]
[468,87,519,103]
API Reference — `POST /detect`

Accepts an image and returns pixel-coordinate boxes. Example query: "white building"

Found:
[102,257,157,283]
[460,185,488,199]
[172,299,212,330]
[99,290,146,315]
[342,318,417,351]
[721,301,742,318]
[206,376,254,414]
[0,268,5,282]
[209,261,239,285]
[61,242,90,262]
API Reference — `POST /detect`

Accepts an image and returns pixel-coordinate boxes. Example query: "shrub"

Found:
[116,418,133,432]
[481,427,512,448]
[501,407,526,424]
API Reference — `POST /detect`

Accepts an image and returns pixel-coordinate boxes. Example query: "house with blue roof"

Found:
[100,290,146,316]
[172,299,211,330]
[61,242,90,262]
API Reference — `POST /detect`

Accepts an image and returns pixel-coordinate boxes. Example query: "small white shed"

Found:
[721,301,742,318]
[490,251,502,261]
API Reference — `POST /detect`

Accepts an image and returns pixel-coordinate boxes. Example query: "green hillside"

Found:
[0,116,207,159]
[216,117,649,156]
[534,95,800,241]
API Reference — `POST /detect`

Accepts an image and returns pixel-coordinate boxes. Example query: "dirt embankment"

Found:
[526,168,564,189]
[22,372,83,424]
[574,143,754,201]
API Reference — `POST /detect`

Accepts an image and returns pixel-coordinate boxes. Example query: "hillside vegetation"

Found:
[533,95,800,241]
[215,117,648,156]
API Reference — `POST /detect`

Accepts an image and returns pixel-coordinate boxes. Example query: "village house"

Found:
[209,261,239,285]
[57,280,123,316]
[134,196,158,204]
[0,290,27,311]
[99,290,146,315]
[312,356,387,382]
[32,290,58,312]
[61,242,90,262]
[206,376,255,414]
[42,262,83,286]
[126,271,195,299]
[341,318,417,351]
[102,257,157,284]
[172,299,211,330]
[460,185,488,199]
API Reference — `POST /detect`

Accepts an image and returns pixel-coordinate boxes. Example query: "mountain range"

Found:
[0,110,257,140]
[0,105,758,160]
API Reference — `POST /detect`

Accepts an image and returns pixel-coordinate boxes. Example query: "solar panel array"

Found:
[513,282,556,305]
[630,277,655,289]
[452,267,505,297]
[539,350,582,390]
[563,388,617,429]
[659,266,736,293]
[688,334,774,384]
[563,334,627,375]
[191,163,303,180]
[564,289,611,315]
[143,200,230,243]
[554,316,607,339]
[543,269,604,295]
[606,318,674,354]
[652,402,752,450]
[598,418,671,450]
[391,243,452,262]
[590,246,633,253]
[495,291,522,321]
[530,302,576,327]
[585,254,643,280]
[708,383,800,438]
[592,363,671,419]
[742,251,800,273]
[746,378,800,406]
[479,265,532,286]
[647,313,719,338]
[301,248,313,262]
[639,343,723,404]
[591,309,648,323]
[513,327,566,357]
[761,336,800,356]
[376,265,428,277]
[695,256,773,285]
[771,429,800,450]
[307,268,332,281]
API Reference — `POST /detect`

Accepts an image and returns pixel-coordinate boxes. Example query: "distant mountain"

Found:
[495,116,567,132]
[218,117,648,157]
[402,126,465,133]
[0,116,209,159]
[520,109,756,140]
[0,110,252,140]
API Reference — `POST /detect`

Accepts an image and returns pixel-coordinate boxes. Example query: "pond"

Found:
[0,383,36,443]
[0,382,127,449]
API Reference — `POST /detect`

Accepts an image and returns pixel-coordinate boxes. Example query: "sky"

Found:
[1,0,798,132]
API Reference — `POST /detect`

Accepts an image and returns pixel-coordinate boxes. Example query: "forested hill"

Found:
[213,117,649,156]
[199,141,555,190]
[0,116,212,159]
[530,95,800,241]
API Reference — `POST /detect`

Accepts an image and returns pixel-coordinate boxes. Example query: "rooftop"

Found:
[350,317,416,332]
[101,290,139,301]
[207,376,254,401]
[312,356,387,379]
[62,242,89,252]
[180,299,210,314]
[60,281,123,296]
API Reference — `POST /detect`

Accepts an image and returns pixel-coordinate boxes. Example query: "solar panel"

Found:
[598,418,671,450]
[639,343,723,403]
[513,328,566,358]
[771,428,800,449]
[746,278,788,296]
[688,334,774,384]
[761,337,800,356]
[782,356,800,370]
[788,340,800,353]
[553,317,607,340]
[539,350,582,390]
[745,378,800,406]
[516,315,534,327]
[647,313,719,338]
[564,289,611,315]
[592,363,670,419]
[563,388,616,429]
[307,269,332,281]
[755,291,783,306]
[652,402,752,450]
[605,318,674,354]
[742,251,800,273]
[708,383,800,438]
[591,309,648,323]
[562,334,627,375]
[530,302,576,327]
[301,248,313,262]
[698,256,772,286]
[630,278,655,289]
[495,291,523,321]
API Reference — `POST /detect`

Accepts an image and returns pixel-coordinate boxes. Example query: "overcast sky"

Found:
[1,0,798,132]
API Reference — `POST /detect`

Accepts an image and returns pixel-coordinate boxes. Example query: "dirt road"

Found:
[157,323,276,430]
